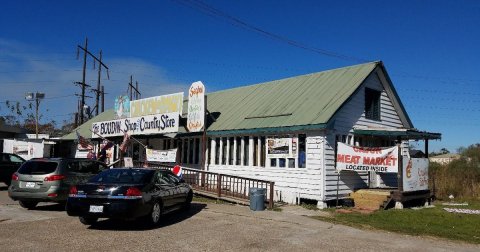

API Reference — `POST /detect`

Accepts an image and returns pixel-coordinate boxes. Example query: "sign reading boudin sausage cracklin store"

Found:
[91,93,184,138]
[336,143,398,173]
[187,81,205,132]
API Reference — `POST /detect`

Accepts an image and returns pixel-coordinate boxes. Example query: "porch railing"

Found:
[129,161,275,209]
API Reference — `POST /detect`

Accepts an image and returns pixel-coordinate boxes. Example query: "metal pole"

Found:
[80,37,88,124]
[95,50,102,116]
[35,95,39,139]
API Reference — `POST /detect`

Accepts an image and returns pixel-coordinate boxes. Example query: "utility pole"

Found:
[76,37,109,123]
[94,50,103,116]
[101,85,105,113]
[80,37,87,125]
[128,75,141,100]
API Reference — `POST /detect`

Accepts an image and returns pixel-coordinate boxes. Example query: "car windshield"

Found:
[17,161,58,175]
[89,169,154,184]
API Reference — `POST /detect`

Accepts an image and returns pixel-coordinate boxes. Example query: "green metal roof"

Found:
[62,61,380,140]
[203,61,378,132]
[353,129,441,140]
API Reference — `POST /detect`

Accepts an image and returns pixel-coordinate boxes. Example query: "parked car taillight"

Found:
[44,175,66,181]
[126,187,142,197]
[11,173,19,181]
[69,186,78,195]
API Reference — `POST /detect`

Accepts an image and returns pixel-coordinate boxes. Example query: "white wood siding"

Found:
[208,132,324,204]
[324,71,406,200]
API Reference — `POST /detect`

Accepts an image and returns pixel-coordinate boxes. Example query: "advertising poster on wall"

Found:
[146,148,177,162]
[130,92,183,117]
[187,81,205,132]
[114,95,130,119]
[91,113,180,138]
[266,137,297,158]
[336,143,398,173]
[402,157,429,192]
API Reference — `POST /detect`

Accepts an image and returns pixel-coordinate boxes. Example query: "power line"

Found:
[172,0,368,63]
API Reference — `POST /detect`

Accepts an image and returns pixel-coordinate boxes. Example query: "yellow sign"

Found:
[130,92,184,117]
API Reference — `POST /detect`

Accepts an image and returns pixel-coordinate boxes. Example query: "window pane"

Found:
[253,137,258,166]
[260,137,266,167]
[215,138,220,165]
[279,158,286,168]
[221,138,227,165]
[270,158,276,167]
[236,137,241,165]
[365,88,381,120]
[288,158,295,168]
[299,134,306,168]
[229,137,234,165]
[244,136,249,166]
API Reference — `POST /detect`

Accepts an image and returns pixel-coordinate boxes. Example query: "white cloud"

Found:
[0,38,189,126]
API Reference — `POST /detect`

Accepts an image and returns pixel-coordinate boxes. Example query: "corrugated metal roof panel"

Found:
[62,61,378,139]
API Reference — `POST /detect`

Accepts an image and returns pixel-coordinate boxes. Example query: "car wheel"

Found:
[19,200,38,209]
[145,201,162,226]
[183,191,193,210]
[79,216,98,225]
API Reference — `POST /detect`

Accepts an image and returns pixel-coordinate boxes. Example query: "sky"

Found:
[0,0,479,153]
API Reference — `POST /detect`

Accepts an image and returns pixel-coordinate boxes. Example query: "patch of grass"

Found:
[271,206,283,212]
[300,203,319,211]
[314,203,480,244]
[193,195,229,204]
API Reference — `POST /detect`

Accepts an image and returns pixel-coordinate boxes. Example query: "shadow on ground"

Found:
[86,203,207,231]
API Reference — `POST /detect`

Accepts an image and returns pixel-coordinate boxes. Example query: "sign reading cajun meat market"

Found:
[91,113,179,138]
[336,143,398,173]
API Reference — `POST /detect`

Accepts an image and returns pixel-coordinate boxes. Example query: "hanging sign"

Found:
[130,92,183,117]
[402,157,429,192]
[91,113,179,138]
[336,143,398,173]
[146,148,177,162]
[187,81,205,132]
[114,95,130,119]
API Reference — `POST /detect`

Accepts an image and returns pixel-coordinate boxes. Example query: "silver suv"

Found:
[8,158,107,209]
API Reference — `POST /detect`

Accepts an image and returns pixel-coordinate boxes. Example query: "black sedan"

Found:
[66,168,193,226]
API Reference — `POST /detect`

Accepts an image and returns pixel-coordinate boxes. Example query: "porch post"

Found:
[425,139,429,158]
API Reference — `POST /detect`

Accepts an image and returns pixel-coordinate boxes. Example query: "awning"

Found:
[352,128,441,140]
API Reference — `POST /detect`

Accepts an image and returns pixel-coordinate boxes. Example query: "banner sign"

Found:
[130,92,183,117]
[336,143,398,173]
[266,137,297,158]
[91,112,179,138]
[114,95,130,119]
[187,81,205,132]
[402,157,429,192]
[146,148,177,162]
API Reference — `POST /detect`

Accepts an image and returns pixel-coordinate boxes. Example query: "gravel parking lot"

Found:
[0,183,479,252]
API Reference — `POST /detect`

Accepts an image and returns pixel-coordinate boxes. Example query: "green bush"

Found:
[430,144,480,200]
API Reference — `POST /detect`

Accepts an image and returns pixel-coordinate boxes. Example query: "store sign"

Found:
[336,143,398,173]
[146,148,177,162]
[402,157,429,192]
[114,95,130,119]
[187,81,205,132]
[266,137,297,158]
[91,112,179,138]
[130,93,183,117]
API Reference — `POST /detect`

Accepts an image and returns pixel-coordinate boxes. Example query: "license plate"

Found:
[25,182,36,188]
[89,205,103,213]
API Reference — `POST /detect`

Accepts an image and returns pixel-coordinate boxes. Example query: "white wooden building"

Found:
[62,61,440,207]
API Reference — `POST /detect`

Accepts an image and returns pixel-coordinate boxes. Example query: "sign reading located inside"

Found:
[336,143,398,173]
[187,81,205,132]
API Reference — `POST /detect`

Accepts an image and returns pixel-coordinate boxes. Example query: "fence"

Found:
[129,161,275,209]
